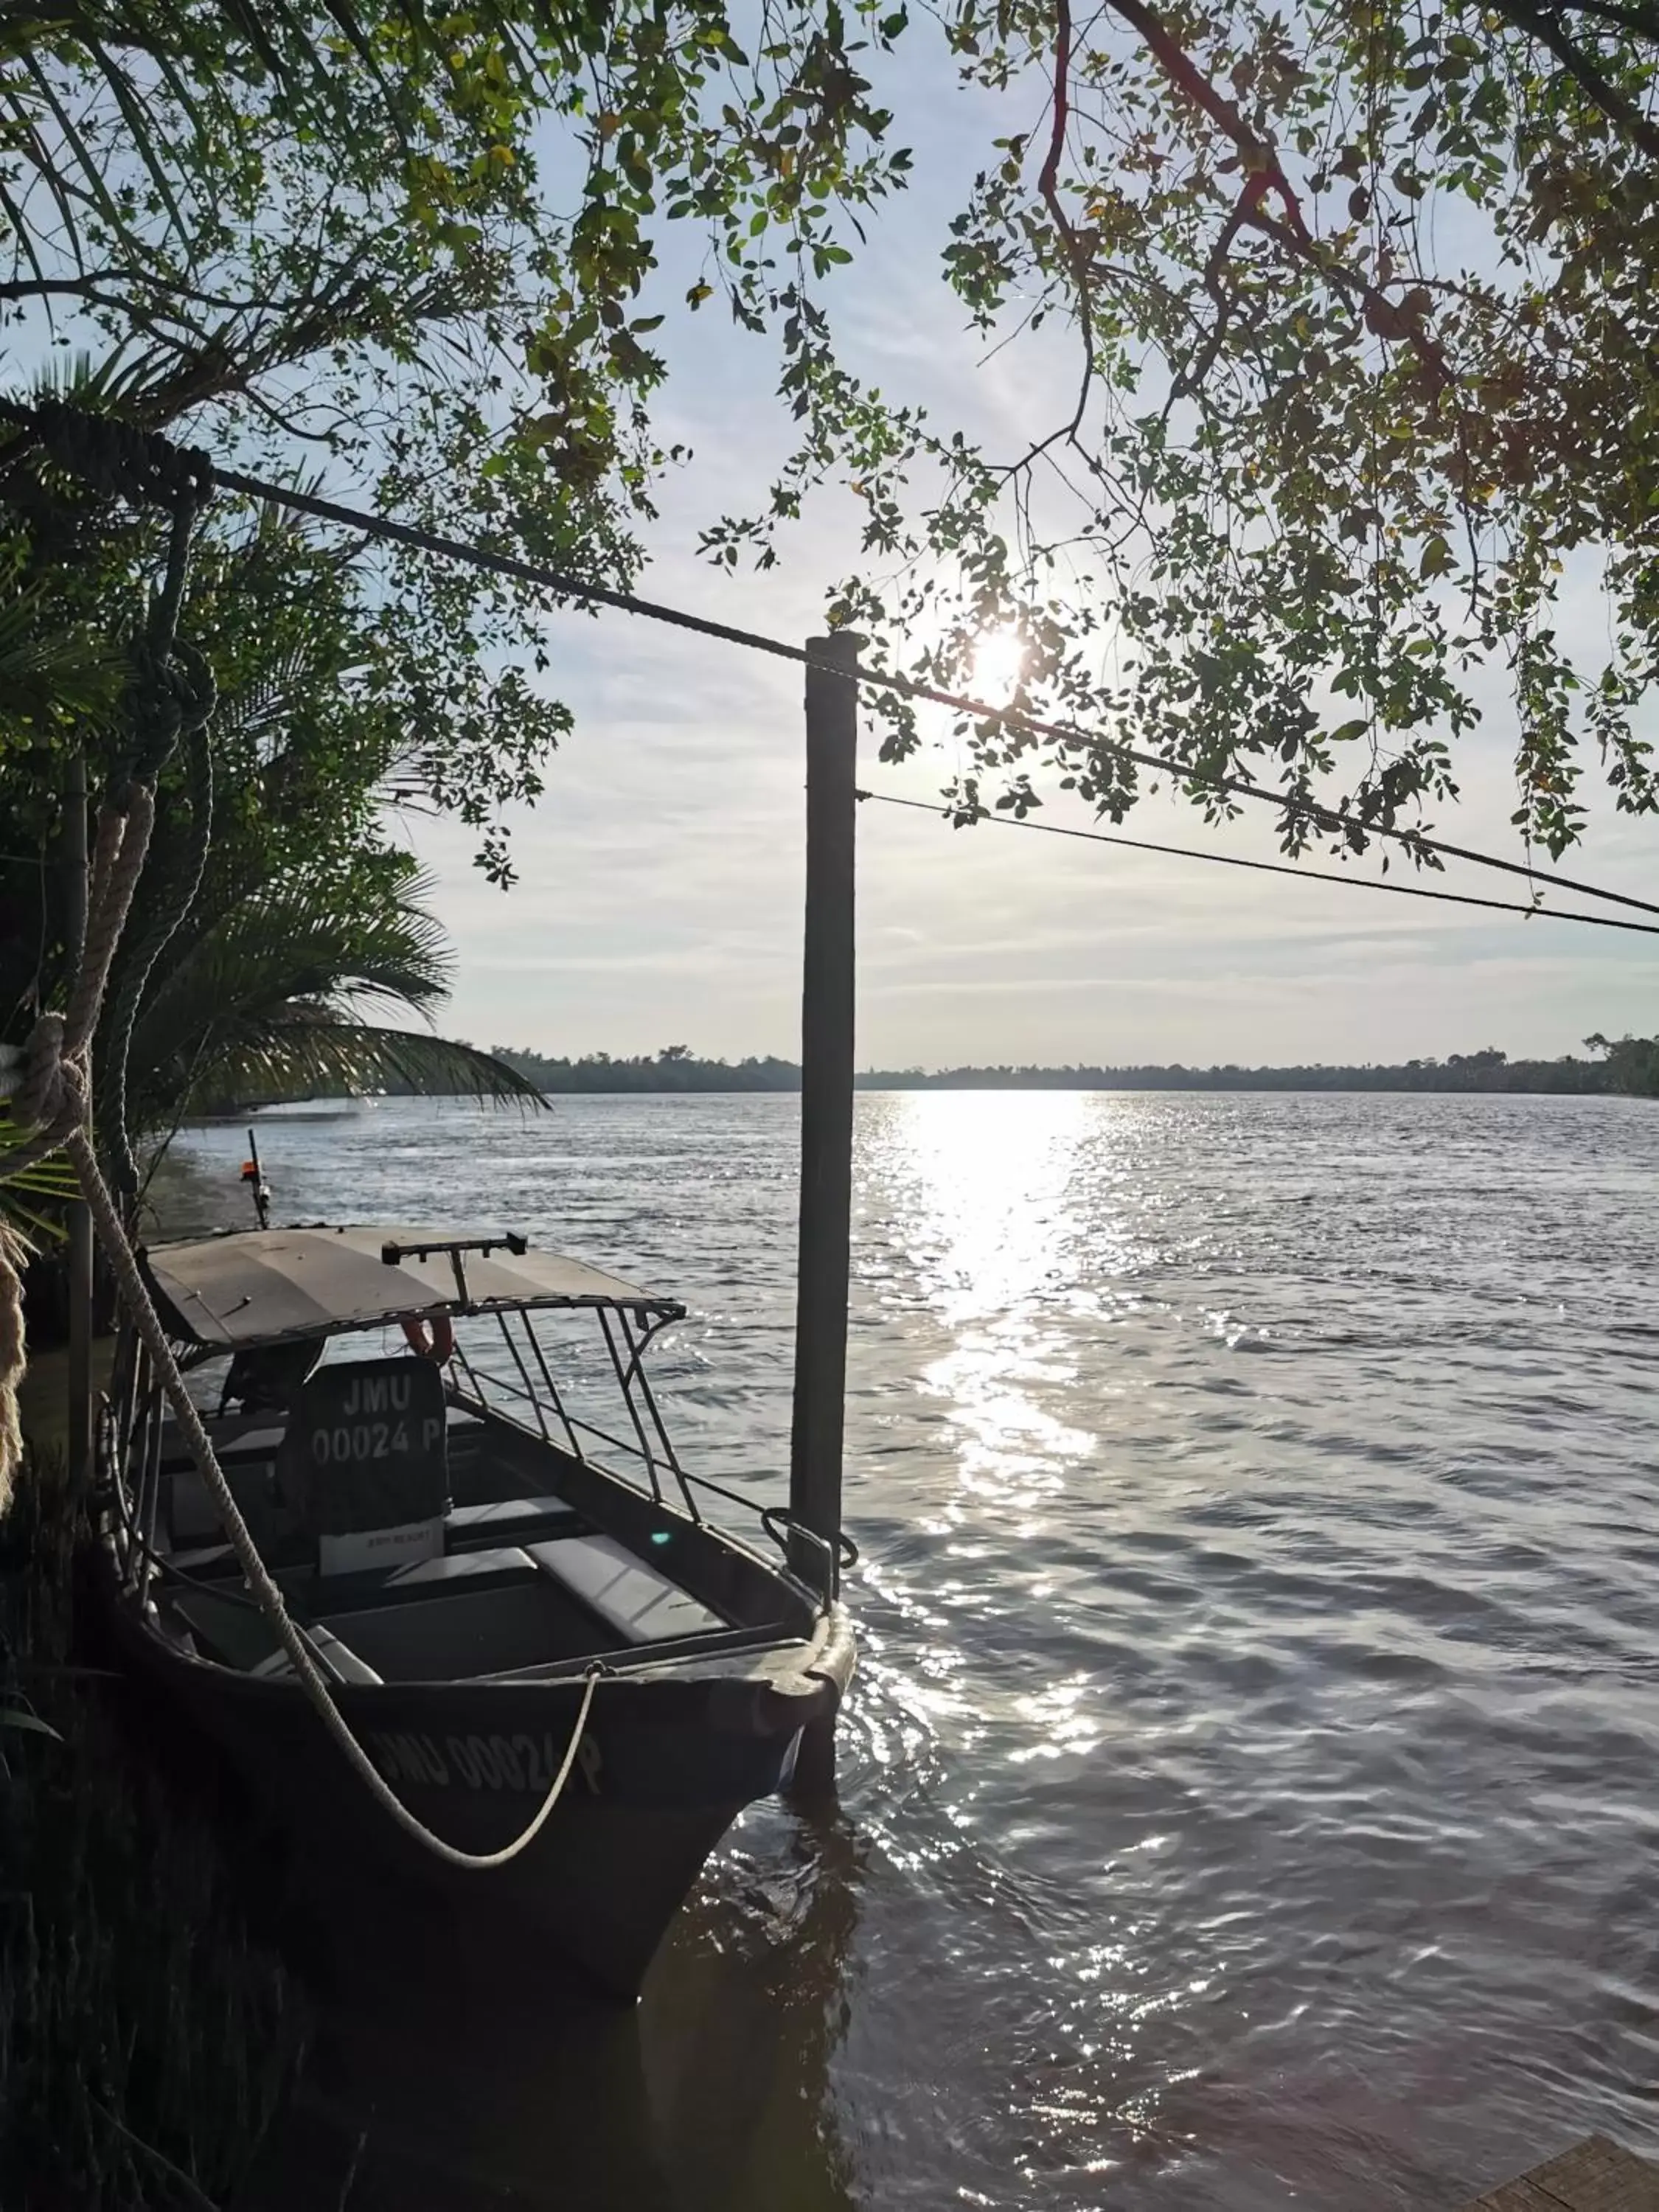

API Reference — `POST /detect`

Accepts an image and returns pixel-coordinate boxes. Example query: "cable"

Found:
[3,393,1655,923]
[855,790,1659,938]
[206,467,1659,925]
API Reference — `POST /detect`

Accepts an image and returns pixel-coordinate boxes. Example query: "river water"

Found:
[154,1091,1659,2211]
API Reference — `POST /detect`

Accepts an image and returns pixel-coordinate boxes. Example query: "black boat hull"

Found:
[100,1574,855,1997]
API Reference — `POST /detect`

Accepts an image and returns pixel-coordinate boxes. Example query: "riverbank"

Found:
[485,1043,1659,1097]
[1,1393,304,2209]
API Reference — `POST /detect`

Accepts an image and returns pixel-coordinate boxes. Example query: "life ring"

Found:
[401,1312,455,1363]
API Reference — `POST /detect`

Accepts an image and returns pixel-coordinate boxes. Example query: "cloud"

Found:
[411,49,1659,1072]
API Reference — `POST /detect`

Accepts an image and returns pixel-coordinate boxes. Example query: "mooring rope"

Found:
[98,686,215,1202]
[0,411,602,1870]
[78,1118,604,1869]
[2,832,604,1867]
[0,1232,24,1513]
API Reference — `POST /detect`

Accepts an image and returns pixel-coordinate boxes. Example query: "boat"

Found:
[91,1223,855,1997]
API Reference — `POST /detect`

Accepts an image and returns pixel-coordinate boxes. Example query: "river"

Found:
[153,1090,1659,2211]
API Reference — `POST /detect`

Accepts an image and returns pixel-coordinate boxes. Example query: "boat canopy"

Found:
[139,1225,684,1350]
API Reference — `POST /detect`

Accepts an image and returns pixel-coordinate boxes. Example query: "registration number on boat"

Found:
[367,1728,602,1796]
[308,1417,445,1464]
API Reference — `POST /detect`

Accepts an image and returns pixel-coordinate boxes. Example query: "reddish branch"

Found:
[1105,0,1313,240]
[1037,0,1096,442]
[1102,0,1448,390]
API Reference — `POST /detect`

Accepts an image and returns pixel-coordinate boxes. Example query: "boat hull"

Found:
[100,1575,855,1998]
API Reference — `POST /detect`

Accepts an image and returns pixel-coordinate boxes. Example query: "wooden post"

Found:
[786,630,860,1804]
[65,752,93,1492]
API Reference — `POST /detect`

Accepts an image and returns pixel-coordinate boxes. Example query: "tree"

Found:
[12,0,1659,888]
[0,476,538,1172]
[0,0,907,874]
[700,1,1659,867]
[128,856,539,1134]
[1583,1032,1659,1093]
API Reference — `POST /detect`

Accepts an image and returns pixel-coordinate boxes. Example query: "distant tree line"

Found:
[489,1044,801,1093]
[490,1039,1659,1098]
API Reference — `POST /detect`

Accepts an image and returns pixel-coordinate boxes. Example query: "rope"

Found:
[4,860,603,1865]
[0,1228,23,1514]
[855,789,1659,936]
[99,692,215,1202]
[0,394,1649,925]
[73,1113,604,1870]
[202,471,1659,926]
[0,795,153,1180]
[0,406,602,1871]
[0,792,152,1503]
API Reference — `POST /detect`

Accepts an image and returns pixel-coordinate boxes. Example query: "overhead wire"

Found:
[2,393,1656,931]
[198,462,1659,928]
[854,789,1659,938]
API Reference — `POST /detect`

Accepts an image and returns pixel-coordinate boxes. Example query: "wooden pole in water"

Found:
[787,630,861,1803]
[65,752,93,1492]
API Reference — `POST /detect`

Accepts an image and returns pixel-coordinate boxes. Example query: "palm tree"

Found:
[0,490,540,1183]
[125,854,540,1138]
[0,1099,78,1243]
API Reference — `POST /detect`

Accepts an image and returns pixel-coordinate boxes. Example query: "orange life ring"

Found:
[401,1312,455,1363]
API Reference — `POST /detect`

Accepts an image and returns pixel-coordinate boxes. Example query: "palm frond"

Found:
[207,865,454,1012]
[0,1102,79,1245]
[189,1020,543,1110]
[123,854,540,1132]
[0,577,124,726]
[209,639,356,760]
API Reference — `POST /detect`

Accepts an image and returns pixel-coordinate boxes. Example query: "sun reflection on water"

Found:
[863,1091,1108,1544]
[847,1091,1189,2179]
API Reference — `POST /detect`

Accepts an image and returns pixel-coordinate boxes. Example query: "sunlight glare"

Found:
[968,625,1026,709]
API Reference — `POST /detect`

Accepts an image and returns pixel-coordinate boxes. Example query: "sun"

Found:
[967,626,1026,709]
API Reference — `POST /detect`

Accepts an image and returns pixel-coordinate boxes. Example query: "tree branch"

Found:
[1101,0,1313,238]
[1102,0,1450,389]
[1551,0,1659,37]
[1034,0,1096,446]
[1492,0,1659,162]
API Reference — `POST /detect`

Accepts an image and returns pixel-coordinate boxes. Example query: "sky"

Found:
[392,29,1659,1074]
[20,23,1653,1074]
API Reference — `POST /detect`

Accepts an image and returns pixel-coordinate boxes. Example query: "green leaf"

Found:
[0,1708,63,1744]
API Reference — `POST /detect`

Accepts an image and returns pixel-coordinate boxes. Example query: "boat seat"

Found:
[169,1590,382,1683]
[159,1416,287,1470]
[250,1624,383,1686]
[526,1536,726,1646]
[447,1495,583,1545]
[306,1543,540,1607]
[171,1499,580,1580]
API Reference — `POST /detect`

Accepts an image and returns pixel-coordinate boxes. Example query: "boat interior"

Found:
[122,1332,818,1690]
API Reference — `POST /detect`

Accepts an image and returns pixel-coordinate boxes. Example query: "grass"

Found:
[0,1440,306,2209]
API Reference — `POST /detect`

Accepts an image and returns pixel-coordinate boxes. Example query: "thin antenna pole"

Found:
[243,1127,270,1229]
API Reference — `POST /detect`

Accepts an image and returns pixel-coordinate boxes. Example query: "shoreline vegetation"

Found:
[0,1424,302,2211]
[487,1037,1659,1099]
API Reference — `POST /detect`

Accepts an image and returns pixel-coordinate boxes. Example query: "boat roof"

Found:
[139,1225,684,1351]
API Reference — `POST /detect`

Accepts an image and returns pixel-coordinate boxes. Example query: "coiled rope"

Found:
[0,411,600,1869]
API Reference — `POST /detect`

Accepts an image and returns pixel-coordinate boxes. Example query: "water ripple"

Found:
[160,1089,1659,2210]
